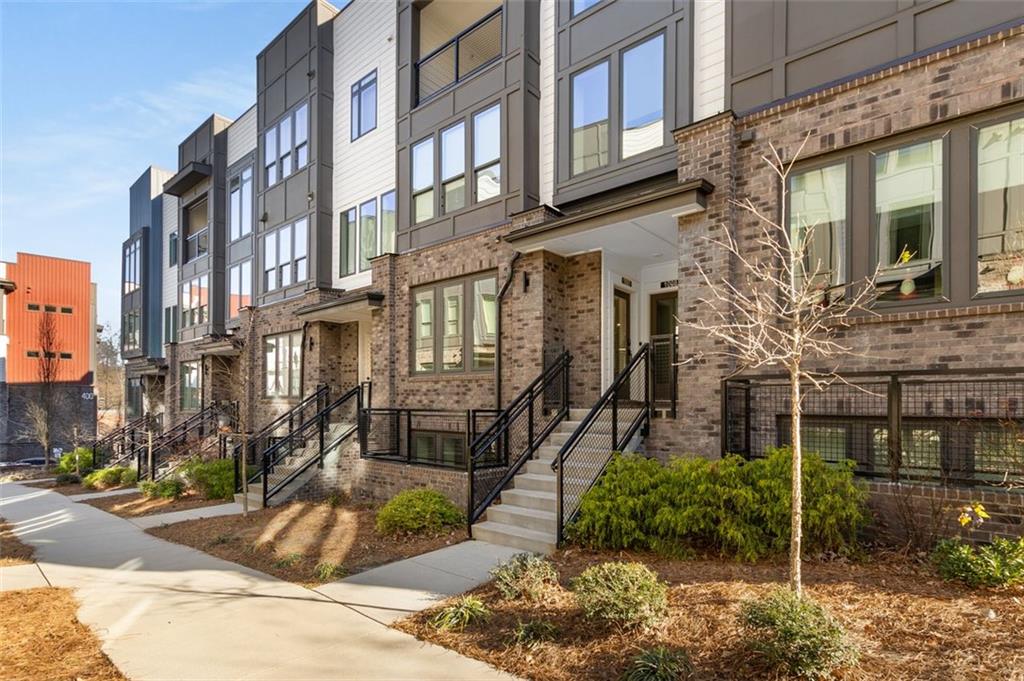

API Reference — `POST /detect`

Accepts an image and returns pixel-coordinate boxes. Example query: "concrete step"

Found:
[513,472,557,493]
[485,504,557,534]
[471,520,556,555]
[233,492,265,508]
[500,488,556,512]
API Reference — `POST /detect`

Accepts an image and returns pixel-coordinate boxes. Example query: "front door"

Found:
[613,289,631,377]
[650,291,678,403]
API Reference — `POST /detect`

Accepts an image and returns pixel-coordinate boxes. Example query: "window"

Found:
[163,305,179,344]
[340,207,357,277]
[180,361,202,411]
[263,218,308,292]
[413,138,435,223]
[180,275,209,328]
[358,199,377,271]
[621,34,664,159]
[59,352,72,360]
[60,306,72,314]
[572,61,609,175]
[351,71,377,140]
[342,192,395,276]
[473,104,501,201]
[790,162,848,293]
[122,238,141,294]
[411,272,498,375]
[264,103,310,187]
[27,303,39,312]
[264,331,302,398]
[122,310,140,352]
[26,350,39,358]
[381,191,396,255]
[976,115,1024,294]
[184,199,209,263]
[572,0,602,16]
[229,167,253,242]
[441,123,466,213]
[169,232,178,267]
[874,138,944,301]
[228,260,252,319]
[44,305,56,313]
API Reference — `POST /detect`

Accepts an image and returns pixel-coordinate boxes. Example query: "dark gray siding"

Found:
[125,168,165,361]
[728,0,1024,113]
[225,151,257,330]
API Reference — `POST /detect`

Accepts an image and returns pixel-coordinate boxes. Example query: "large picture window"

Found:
[229,167,253,242]
[184,198,209,263]
[621,34,664,160]
[179,275,208,328]
[122,238,141,295]
[263,218,308,292]
[264,103,310,187]
[473,104,501,201]
[340,190,396,277]
[976,115,1024,294]
[572,61,609,175]
[411,272,498,375]
[874,138,944,301]
[790,162,848,294]
[180,360,202,411]
[264,331,302,398]
[228,260,252,319]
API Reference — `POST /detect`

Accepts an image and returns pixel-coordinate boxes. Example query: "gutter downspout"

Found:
[495,252,521,409]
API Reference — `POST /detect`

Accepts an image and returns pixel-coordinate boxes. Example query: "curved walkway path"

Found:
[0,482,517,681]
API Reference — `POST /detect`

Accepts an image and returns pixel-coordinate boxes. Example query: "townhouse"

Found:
[117,0,1024,552]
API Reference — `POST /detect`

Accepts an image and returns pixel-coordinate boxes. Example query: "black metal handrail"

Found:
[553,344,651,543]
[415,6,503,103]
[231,385,330,478]
[467,351,572,533]
[149,405,225,481]
[93,416,147,468]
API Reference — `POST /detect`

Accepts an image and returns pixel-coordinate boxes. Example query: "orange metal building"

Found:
[4,253,96,385]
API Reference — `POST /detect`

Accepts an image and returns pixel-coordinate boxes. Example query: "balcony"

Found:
[416,3,502,104]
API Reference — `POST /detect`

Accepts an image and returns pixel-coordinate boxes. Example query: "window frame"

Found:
[179,360,202,412]
[619,31,666,161]
[228,166,254,243]
[472,103,502,203]
[228,259,252,319]
[351,70,378,141]
[263,330,303,399]
[571,0,603,18]
[412,137,436,224]
[183,197,210,264]
[440,121,466,215]
[264,102,311,189]
[168,232,178,267]
[262,218,309,293]
[570,59,611,177]
[409,272,498,376]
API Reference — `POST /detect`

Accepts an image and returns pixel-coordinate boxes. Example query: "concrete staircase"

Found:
[235,422,354,509]
[471,407,641,554]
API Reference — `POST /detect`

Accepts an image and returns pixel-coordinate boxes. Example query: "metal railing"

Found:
[467,352,572,533]
[416,7,502,103]
[241,383,365,507]
[650,333,678,417]
[148,404,226,481]
[552,343,651,543]
[722,368,1024,487]
[231,385,330,481]
[184,228,208,263]
[93,416,147,468]
[361,407,500,469]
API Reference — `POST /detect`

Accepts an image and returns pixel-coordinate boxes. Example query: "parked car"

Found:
[17,457,47,467]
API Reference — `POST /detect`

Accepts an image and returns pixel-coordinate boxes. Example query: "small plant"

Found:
[180,458,235,500]
[740,589,857,679]
[139,478,185,500]
[119,468,138,486]
[375,488,464,536]
[506,619,559,650]
[54,473,80,486]
[82,466,130,490]
[56,448,94,475]
[932,537,1024,587]
[210,534,236,546]
[273,552,303,569]
[490,553,559,601]
[571,562,668,630]
[325,491,346,508]
[313,562,346,581]
[430,595,490,631]
[621,646,694,681]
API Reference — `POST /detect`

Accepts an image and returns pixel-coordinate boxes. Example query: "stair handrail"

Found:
[93,416,148,467]
[466,351,572,531]
[256,384,364,506]
[150,405,225,480]
[231,384,330,470]
[551,343,651,543]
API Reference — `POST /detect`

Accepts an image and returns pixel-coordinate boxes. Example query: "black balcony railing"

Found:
[722,369,1024,487]
[184,228,208,263]
[360,407,500,469]
[416,7,502,103]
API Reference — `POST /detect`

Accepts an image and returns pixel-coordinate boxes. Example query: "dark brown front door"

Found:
[613,289,631,376]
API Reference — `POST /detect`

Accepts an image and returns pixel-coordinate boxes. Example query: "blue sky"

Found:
[0,0,309,332]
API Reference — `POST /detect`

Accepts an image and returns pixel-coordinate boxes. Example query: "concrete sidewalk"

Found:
[0,482,518,680]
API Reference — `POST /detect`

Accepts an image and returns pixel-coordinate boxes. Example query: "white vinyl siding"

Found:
[333,0,397,290]
[693,0,726,121]
[161,191,179,345]
[227,104,258,168]
[539,0,556,205]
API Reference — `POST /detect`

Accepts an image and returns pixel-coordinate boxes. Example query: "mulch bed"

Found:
[395,548,1024,681]
[26,481,127,497]
[0,588,127,681]
[81,492,227,518]
[0,468,56,483]
[146,500,463,585]
[0,519,35,567]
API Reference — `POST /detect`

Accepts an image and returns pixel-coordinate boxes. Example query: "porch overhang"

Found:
[125,357,167,376]
[163,161,212,197]
[504,177,713,253]
[200,339,242,357]
[295,289,384,324]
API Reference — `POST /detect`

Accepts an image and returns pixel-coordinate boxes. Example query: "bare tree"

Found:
[94,327,124,432]
[24,312,68,466]
[683,135,878,595]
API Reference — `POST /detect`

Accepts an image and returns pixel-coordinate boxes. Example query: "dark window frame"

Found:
[262,217,309,293]
[228,166,254,243]
[179,360,202,412]
[351,70,378,141]
[410,271,498,376]
[263,329,303,399]
[182,196,210,264]
[263,101,311,189]
[618,30,668,162]
[570,58,611,178]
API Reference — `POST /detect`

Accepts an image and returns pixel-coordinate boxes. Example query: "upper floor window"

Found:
[184,198,209,263]
[621,34,664,160]
[121,310,140,352]
[441,122,466,214]
[163,305,179,344]
[411,272,497,375]
[412,138,435,224]
[168,232,178,267]
[340,191,396,277]
[572,61,609,176]
[264,103,310,188]
[180,360,202,411]
[976,114,1024,294]
[264,330,302,398]
[229,167,253,242]
[351,71,377,141]
[473,104,501,201]
[873,137,945,302]
[180,274,209,328]
[60,306,72,315]
[572,0,602,16]
[416,2,502,103]
[789,162,848,295]
[122,238,141,294]
[228,260,252,319]
[27,303,39,312]
[263,218,308,292]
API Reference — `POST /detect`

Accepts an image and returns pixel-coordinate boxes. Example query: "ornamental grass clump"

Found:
[430,595,490,631]
[621,646,694,681]
[571,561,668,630]
[490,553,559,601]
[505,619,559,650]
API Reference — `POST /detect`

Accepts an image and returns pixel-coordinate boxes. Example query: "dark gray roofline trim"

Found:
[294,290,385,317]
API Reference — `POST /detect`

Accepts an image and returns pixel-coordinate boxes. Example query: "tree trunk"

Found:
[789,366,803,596]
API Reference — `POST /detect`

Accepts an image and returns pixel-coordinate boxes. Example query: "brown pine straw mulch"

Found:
[0,467,56,483]
[0,519,35,566]
[81,491,227,518]
[147,500,463,585]
[26,481,127,496]
[0,588,127,681]
[395,548,1024,681]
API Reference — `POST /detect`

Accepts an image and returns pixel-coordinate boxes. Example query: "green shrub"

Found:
[740,589,857,679]
[932,537,1024,587]
[83,466,131,490]
[571,562,668,630]
[120,468,138,486]
[273,552,303,569]
[490,553,559,601]
[181,458,235,500]
[54,473,80,486]
[375,489,463,536]
[56,448,94,475]
[139,478,184,500]
[313,562,346,581]
[621,646,694,681]
[430,595,490,631]
[506,619,559,650]
[570,449,866,561]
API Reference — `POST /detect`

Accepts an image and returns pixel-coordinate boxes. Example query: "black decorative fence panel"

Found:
[723,370,1024,486]
[416,7,502,102]
[361,408,500,469]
